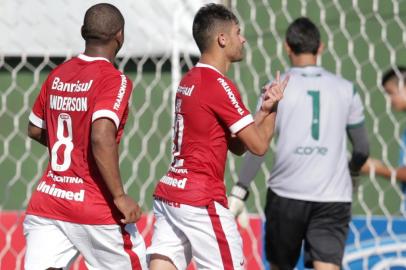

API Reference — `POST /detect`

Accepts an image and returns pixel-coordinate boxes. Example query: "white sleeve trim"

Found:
[229,114,254,134]
[92,110,120,128]
[29,111,45,129]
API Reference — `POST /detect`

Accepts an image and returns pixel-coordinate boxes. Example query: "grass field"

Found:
[1,0,406,217]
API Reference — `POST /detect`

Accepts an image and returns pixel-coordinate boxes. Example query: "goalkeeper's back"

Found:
[268,66,365,202]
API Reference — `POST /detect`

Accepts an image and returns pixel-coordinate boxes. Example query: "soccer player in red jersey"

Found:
[23,4,146,270]
[147,4,289,270]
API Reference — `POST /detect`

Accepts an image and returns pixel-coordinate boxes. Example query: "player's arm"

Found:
[347,125,369,175]
[91,118,124,198]
[228,109,271,224]
[91,118,141,224]
[228,136,246,156]
[228,73,288,227]
[347,124,369,192]
[346,86,369,187]
[228,108,277,156]
[28,78,48,147]
[228,151,266,228]
[236,110,276,156]
[235,73,288,156]
[393,167,406,181]
[27,122,47,146]
[361,159,406,182]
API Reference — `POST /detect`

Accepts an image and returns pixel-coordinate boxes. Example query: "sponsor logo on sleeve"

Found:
[177,85,195,96]
[113,75,127,110]
[217,78,245,115]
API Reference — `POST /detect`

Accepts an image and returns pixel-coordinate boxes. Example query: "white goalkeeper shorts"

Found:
[147,198,244,270]
[23,214,147,270]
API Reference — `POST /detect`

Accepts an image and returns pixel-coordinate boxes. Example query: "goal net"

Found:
[229,1,406,269]
[1,0,406,269]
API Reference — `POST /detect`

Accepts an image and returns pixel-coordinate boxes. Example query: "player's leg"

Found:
[65,221,147,270]
[147,199,192,270]
[23,215,79,270]
[172,201,244,270]
[264,189,308,270]
[149,254,177,270]
[313,261,340,270]
[304,202,351,270]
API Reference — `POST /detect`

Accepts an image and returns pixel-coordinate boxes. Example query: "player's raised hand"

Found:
[113,194,143,224]
[261,71,289,113]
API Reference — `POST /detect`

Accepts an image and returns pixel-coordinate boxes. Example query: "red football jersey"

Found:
[154,63,254,207]
[27,54,133,225]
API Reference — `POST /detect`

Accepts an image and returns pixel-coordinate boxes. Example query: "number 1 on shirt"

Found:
[307,90,320,140]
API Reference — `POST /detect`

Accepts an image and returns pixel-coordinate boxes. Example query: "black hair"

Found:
[382,66,406,86]
[82,3,124,42]
[192,3,238,53]
[286,17,320,55]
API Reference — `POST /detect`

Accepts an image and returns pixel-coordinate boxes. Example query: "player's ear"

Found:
[284,41,291,55]
[115,29,124,51]
[116,29,124,43]
[218,33,227,48]
[81,25,86,40]
[317,42,324,55]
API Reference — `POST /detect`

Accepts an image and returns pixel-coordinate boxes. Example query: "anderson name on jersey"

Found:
[27,54,133,225]
[154,63,254,207]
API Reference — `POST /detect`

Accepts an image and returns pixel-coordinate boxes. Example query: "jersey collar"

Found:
[78,54,110,63]
[196,62,223,76]
[289,65,323,77]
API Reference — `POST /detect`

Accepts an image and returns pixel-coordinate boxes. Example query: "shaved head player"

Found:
[24,3,147,269]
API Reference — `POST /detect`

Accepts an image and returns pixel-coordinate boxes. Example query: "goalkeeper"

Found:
[228,17,369,270]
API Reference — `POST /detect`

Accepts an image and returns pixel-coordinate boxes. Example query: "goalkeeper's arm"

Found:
[228,86,273,227]
[228,152,266,228]
[347,124,369,180]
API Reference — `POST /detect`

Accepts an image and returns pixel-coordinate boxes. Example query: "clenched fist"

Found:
[114,194,143,224]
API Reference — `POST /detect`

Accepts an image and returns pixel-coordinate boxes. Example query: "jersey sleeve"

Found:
[347,86,365,128]
[92,74,133,129]
[209,77,254,134]
[29,78,48,129]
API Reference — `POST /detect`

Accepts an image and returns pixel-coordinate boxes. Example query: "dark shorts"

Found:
[264,188,351,269]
